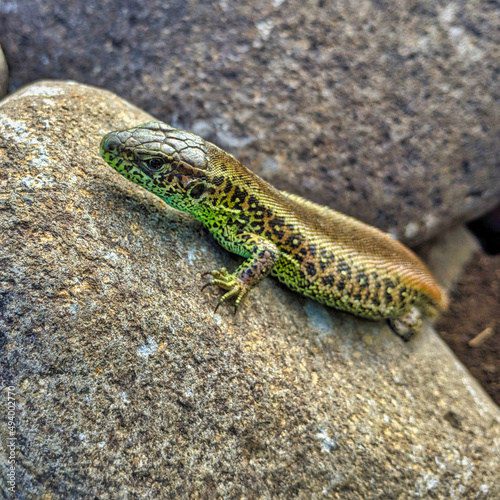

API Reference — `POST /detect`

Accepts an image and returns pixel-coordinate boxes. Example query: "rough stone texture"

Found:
[0,45,8,99]
[1,81,499,498]
[1,1,499,245]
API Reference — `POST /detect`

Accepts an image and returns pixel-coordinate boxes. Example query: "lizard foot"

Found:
[388,307,422,342]
[202,268,250,312]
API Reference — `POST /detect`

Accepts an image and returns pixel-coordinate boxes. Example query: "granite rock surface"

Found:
[0,0,499,244]
[1,81,499,498]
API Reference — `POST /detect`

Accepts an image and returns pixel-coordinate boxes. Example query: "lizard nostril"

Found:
[99,133,121,156]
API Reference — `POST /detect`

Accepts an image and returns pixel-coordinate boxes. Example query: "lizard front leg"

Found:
[203,232,280,311]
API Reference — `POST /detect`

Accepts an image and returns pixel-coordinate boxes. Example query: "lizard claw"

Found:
[214,299,222,314]
[201,269,218,292]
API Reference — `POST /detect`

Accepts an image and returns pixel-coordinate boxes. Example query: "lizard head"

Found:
[100,121,210,212]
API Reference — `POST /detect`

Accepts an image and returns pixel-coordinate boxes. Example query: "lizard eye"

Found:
[190,183,206,199]
[147,158,164,170]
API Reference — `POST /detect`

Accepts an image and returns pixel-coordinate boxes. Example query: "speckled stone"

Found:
[0,45,8,98]
[0,1,499,245]
[1,82,499,498]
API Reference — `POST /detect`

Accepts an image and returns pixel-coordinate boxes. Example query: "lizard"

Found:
[99,121,448,340]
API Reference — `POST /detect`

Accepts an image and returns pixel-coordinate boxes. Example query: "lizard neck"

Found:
[200,144,283,219]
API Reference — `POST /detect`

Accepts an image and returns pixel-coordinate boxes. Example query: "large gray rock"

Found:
[1,1,499,244]
[1,81,499,498]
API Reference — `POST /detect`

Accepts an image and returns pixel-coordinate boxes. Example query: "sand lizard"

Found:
[99,121,447,340]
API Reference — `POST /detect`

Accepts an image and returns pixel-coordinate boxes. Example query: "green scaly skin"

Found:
[100,121,448,340]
